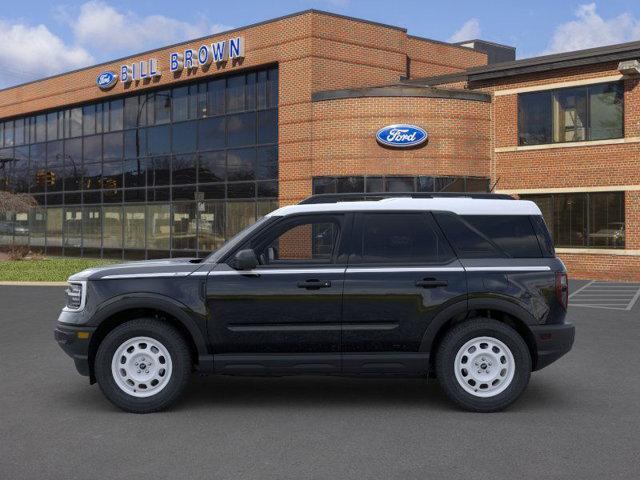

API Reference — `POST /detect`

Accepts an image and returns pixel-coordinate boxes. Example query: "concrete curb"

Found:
[0,281,68,286]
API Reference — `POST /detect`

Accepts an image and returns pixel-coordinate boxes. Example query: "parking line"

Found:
[626,287,640,311]
[569,280,595,298]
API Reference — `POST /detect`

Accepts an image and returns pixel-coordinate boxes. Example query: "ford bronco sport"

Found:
[55,193,575,413]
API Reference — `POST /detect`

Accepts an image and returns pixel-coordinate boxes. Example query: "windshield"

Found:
[203,216,274,264]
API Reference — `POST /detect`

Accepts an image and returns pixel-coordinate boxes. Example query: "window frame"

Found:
[517,81,624,146]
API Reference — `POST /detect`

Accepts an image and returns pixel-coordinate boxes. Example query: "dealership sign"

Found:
[376,124,428,148]
[98,36,246,90]
[96,71,118,90]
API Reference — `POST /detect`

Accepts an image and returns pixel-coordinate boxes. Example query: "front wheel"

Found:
[436,319,531,412]
[95,319,192,413]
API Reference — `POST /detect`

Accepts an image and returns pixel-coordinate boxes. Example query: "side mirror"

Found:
[233,249,258,270]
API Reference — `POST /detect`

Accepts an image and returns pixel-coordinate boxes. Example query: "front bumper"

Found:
[530,322,575,371]
[54,324,96,377]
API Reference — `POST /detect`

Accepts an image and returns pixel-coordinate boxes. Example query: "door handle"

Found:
[415,278,448,288]
[297,279,331,290]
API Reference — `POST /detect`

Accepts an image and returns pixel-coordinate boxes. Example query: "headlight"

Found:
[65,282,86,311]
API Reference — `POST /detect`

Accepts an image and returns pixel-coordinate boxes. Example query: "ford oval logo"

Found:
[376,124,428,148]
[96,71,118,90]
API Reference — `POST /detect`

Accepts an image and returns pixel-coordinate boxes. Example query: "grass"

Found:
[0,257,120,282]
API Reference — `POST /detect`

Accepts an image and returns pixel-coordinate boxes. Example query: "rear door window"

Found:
[355,213,454,264]
[434,212,543,258]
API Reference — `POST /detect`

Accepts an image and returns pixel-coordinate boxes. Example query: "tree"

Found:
[0,191,37,214]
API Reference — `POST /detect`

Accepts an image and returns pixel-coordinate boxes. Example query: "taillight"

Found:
[555,272,568,310]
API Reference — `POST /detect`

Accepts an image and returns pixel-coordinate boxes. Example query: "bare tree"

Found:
[0,191,37,214]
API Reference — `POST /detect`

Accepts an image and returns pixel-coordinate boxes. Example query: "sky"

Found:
[2,0,640,88]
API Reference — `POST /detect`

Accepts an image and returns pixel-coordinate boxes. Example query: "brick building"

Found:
[0,10,637,280]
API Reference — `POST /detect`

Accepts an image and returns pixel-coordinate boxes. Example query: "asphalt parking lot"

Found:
[1,280,639,480]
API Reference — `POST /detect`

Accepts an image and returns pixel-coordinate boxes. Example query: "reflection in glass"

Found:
[125,205,145,249]
[147,204,170,250]
[103,206,123,249]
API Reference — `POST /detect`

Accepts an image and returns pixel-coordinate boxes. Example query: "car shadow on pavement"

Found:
[52,373,573,413]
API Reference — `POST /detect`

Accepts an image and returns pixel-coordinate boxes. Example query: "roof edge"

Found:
[311,85,490,102]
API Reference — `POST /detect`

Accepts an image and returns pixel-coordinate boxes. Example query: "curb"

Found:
[0,281,68,286]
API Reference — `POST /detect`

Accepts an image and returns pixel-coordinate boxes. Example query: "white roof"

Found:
[268,197,542,217]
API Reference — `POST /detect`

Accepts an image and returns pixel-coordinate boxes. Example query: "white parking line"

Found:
[569,281,640,311]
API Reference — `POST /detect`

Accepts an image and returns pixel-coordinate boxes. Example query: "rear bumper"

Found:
[54,324,96,377]
[531,322,575,371]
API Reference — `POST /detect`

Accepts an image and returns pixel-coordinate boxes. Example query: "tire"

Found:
[435,318,531,412]
[95,318,192,413]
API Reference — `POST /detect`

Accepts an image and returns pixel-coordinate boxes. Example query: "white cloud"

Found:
[448,18,481,43]
[542,3,640,54]
[71,1,232,55]
[0,20,93,88]
[0,1,234,88]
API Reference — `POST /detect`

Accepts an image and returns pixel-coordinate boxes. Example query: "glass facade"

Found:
[0,66,278,258]
[312,175,490,195]
[518,82,624,146]
[521,192,625,249]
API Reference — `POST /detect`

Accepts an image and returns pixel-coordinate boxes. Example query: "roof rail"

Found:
[299,192,515,204]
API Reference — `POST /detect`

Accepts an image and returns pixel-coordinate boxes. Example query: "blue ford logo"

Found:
[96,71,118,90]
[376,124,428,148]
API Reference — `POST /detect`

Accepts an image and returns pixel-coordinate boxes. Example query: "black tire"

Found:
[435,318,531,412]
[95,318,192,413]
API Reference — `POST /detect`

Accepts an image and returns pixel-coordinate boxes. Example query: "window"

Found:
[461,215,542,258]
[434,212,502,258]
[518,82,623,145]
[358,213,453,264]
[255,218,340,264]
[312,176,489,195]
[0,66,277,259]
[522,192,625,249]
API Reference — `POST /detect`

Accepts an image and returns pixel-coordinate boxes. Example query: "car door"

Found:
[206,213,349,374]
[341,211,467,374]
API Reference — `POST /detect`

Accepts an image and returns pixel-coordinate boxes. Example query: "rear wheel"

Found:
[95,319,192,413]
[436,318,531,412]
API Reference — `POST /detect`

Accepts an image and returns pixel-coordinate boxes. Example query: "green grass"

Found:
[0,257,119,282]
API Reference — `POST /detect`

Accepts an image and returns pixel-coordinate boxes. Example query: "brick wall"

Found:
[479,63,640,281]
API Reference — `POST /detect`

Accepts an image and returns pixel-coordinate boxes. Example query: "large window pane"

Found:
[172,86,189,122]
[29,208,46,247]
[124,96,139,129]
[103,206,123,249]
[172,154,197,185]
[226,75,245,113]
[83,135,102,163]
[82,206,101,249]
[207,79,225,116]
[588,192,625,248]
[103,132,123,160]
[154,91,171,124]
[226,201,255,237]
[109,100,124,131]
[518,91,552,146]
[83,105,96,136]
[198,201,225,252]
[172,202,196,250]
[64,207,82,249]
[124,205,145,250]
[172,121,197,153]
[227,112,256,147]
[198,151,225,183]
[147,204,170,250]
[553,87,588,142]
[147,125,171,155]
[590,83,623,141]
[257,109,277,144]
[46,207,63,247]
[227,148,255,181]
[198,117,225,150]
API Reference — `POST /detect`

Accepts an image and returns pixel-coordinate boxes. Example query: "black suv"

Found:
[55,193,574,413]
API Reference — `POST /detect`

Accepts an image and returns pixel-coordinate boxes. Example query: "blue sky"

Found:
[2,0,640,88]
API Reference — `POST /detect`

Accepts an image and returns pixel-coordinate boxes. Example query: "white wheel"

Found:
[453,336,515,398]
[110,336,173,398]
